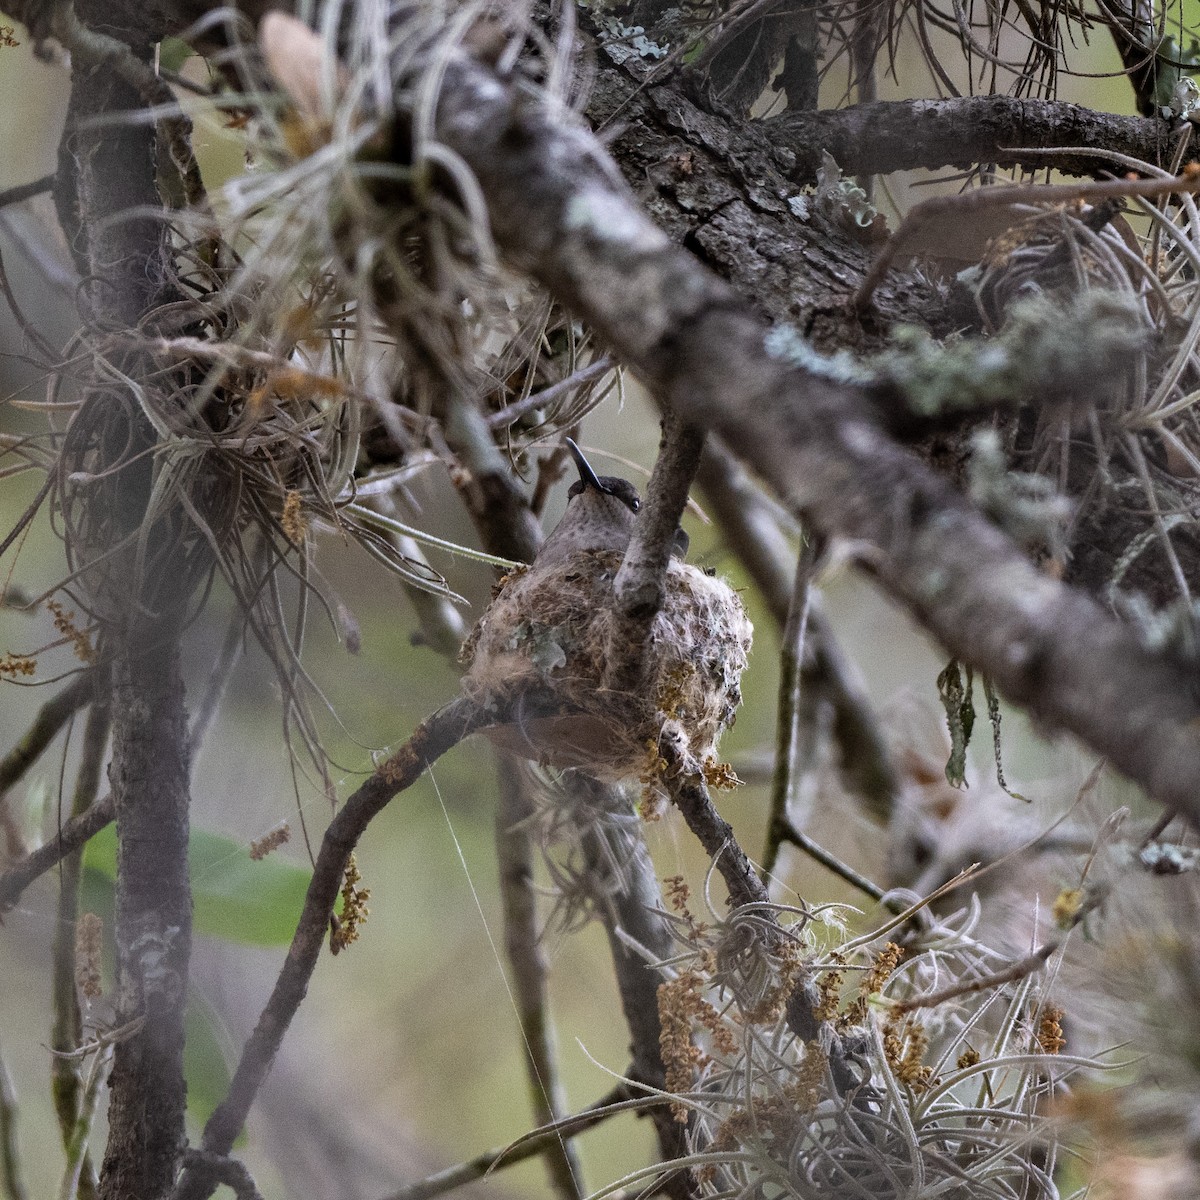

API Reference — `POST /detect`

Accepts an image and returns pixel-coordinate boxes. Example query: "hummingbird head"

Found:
[533,439,688,566]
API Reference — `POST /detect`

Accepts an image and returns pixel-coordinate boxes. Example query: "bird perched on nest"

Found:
[460,440,752,784]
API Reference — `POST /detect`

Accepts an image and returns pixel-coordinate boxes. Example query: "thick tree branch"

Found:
[425,46,1200,826]
[765,96,1184,184]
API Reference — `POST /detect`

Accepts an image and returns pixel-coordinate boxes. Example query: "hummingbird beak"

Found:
[565,438,606,494]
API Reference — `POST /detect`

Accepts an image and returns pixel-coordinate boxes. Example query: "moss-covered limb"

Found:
[494,757,585,1200]
[868,293,1150,429]
[0,1039,29,1200]
[0,672,94,854]
[50,696,110,1200]
[169,697,494,1200]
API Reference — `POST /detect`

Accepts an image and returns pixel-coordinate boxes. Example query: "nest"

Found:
[460,549,753,781]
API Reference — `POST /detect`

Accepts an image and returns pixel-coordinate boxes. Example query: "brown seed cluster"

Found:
[75,913,104,1000]
[330,853,370,954]
[249,822,291,860]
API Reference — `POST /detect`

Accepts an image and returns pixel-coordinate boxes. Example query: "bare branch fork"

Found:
[415,43,1200,826]
[169,696,495,1200]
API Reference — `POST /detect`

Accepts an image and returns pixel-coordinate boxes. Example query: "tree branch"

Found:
[378,1083,649,1200]
[170,697,494,1200]
[765,95,1184,184]
[0,793,114,913]
[424,44,1200,825]
[605,413,705,696]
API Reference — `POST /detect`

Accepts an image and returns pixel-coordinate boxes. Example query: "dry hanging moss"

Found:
[460,549,752,781]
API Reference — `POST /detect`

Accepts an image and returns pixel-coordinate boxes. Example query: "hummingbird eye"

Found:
[631,498,641,512]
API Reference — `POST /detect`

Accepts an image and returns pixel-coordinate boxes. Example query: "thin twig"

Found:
[0,175,54,211]
[0,672,94,856]
[0,1040,29,1200]
[51,693,109,1200]
[485,357,614,429]
[771,818,899,910]
[377,1084,647,1200]
[494,756,584,1200]
[0,794,114,913]
[761,546,817,880]
[695,440,899,821]
[170,697,496,1200]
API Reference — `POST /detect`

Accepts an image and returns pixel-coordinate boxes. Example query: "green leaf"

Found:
[83,826,311,946]
[184,988,242,1142]
[158,36,194,72]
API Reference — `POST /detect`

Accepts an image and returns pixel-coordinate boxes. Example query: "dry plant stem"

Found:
[169,697,493,1200]
[856,172,1200,309]
[494,756,584,1200]
[51,697,110,1200]
[766,96,1183,185]
[422,49,1200,828]
[0,1041,29,1200]
[761,548,816,881]
[379,1084,645,1200]
[696,440,899,820]
[0,672,94,853]
[605,414,705,696]
[0,793,114,913]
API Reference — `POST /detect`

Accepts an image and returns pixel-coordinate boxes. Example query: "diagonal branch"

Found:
[422,43,1200,826]
[170,697,494,1200]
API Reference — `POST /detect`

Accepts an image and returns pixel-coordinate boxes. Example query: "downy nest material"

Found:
[460,549,753,782]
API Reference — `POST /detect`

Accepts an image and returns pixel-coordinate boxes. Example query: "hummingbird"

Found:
[459,437,750,780]
[535,438,688,567]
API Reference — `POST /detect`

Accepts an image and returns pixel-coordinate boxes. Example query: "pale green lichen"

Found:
[873,291,1148,419]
